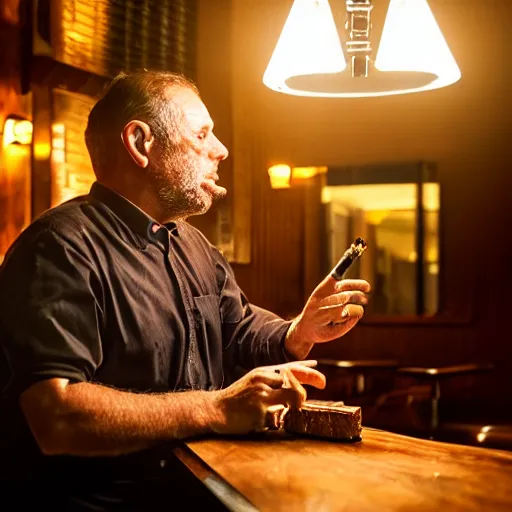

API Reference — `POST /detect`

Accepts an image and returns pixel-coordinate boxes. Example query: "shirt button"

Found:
[160,459,167,468]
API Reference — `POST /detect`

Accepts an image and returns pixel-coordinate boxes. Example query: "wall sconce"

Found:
[268,164,292,188]
[292,166,328,180]
[2,117,33,146]
[268,165,328,188]
[263,0,461,98]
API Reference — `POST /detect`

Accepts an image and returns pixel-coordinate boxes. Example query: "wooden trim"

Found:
[174,444,259,511]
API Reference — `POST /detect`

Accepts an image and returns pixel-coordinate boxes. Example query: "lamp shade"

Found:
[263,0,346,96]
[263,0,461,98]
[375,0,461,94]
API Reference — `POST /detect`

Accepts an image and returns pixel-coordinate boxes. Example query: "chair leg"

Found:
[431,380,441,431]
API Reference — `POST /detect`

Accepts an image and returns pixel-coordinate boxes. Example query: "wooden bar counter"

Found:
[174,428,512,511]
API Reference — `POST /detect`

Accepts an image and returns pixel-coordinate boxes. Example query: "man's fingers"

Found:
[268,361,326,389]
[319,290,369,308]
[334,279,371,293]
[250,361,320,389]
[267,386,305,410]
[312,277,371,300]
[341,303,365,320]
[326,304,365,327]
[316,302,366,324]
[284,365,326,390]
[247,369,284,389]
[310,274,340,299]
[265,405,287,429]
[282,368,307,402]
[326,316,361,337]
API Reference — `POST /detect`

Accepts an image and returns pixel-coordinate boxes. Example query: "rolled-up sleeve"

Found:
[0,228,103,399]
[213,248,296,372]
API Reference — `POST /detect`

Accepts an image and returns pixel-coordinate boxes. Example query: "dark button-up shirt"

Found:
[0,182,293,479]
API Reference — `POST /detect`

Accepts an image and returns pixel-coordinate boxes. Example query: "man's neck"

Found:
[96,177,168,224]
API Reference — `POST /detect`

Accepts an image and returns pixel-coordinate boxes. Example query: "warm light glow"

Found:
[322,183,439,211]
[263,0,346,96]
[263,0,461,98]
[268,164,292,189]
[3,118,33,146]
[51,123,69,205]
[52,123,66,135]
[375,0,461,94]
[292,166,328,180]
[428,262,439,275]
[34,142,51,160]
[365,210,390,225]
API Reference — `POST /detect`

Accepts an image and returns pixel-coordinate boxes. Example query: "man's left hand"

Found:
[284,276,371,360]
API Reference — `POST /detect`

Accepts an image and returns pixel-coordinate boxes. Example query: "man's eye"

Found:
[197,132,206,140]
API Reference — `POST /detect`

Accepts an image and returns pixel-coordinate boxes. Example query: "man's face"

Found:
[148,87,229,219]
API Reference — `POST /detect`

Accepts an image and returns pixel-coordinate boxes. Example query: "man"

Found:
[0,71,370,506]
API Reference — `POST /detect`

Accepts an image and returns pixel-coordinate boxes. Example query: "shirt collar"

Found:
[88,182,179,247]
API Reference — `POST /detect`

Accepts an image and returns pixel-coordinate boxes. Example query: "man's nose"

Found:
[211,134,229,161]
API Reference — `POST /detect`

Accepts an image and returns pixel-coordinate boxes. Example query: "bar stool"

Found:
[396,363,494,431]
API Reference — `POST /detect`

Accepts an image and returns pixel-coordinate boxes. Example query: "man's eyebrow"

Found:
[199,121,214,131]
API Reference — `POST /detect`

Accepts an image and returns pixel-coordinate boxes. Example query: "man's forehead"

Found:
[166,86,212,126]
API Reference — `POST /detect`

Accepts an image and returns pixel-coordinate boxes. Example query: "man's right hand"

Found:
[210,360,326,435]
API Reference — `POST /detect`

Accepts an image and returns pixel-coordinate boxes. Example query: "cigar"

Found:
[330,237,367,281]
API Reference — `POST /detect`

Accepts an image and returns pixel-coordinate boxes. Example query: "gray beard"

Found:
[148,154,223,220]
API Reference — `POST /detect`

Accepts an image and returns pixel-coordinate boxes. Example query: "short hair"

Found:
[85,70,199,176]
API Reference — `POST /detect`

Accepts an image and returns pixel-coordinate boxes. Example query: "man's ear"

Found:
[121,120,154,168]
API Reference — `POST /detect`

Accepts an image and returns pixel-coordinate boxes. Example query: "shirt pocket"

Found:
[193,294,223,389]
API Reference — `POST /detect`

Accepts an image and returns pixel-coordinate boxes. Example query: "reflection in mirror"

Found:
[323,163,439,317]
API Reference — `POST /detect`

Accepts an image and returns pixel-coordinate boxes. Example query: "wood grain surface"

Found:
[178,428,512,511]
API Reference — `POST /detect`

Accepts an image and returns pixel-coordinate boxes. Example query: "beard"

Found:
[147,144,226,221]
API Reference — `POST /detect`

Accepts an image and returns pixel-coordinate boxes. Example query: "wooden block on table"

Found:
[283,400,362,441]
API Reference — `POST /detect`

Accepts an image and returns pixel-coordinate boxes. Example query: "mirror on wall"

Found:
[322,162,440,317]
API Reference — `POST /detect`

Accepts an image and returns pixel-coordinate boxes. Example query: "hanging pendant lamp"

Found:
[263,0,461,98]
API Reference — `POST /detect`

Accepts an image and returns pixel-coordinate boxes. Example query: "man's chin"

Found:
[186,186,225,217]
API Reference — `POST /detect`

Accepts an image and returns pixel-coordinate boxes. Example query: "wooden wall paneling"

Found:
[242,167,305,318]
[0,0,32,259]
[230,0,255,265]
[302,174,327,302]
[51,0,197,80]
[193,0,232,246]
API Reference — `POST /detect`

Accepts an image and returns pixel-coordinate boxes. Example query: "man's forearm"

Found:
[21,379,222,457]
